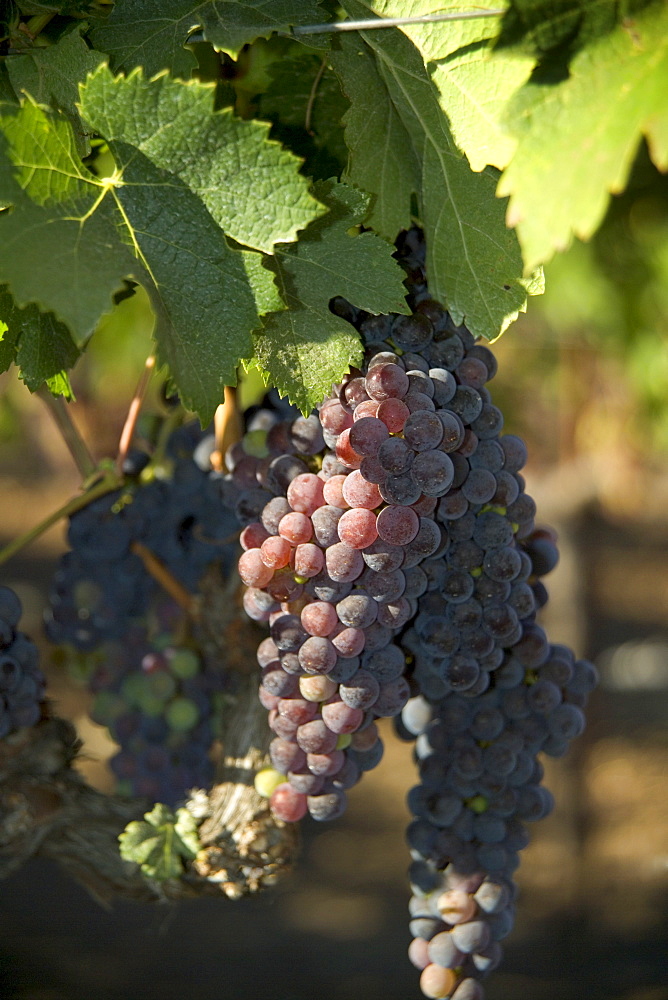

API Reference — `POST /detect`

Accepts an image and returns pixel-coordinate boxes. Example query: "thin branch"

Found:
[130,541,199,617]
[305,56,328,135]
[38,389,97,481]
[116,355,156,475]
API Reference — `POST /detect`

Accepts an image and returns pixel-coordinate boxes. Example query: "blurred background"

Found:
[0,143,667,1000]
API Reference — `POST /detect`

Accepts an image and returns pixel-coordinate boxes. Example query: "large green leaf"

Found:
[79,65,326,253]
[90,0,327,76]
[0,98,264,421]
[498,3,668,270]
[6,23,105,155]
[339,1,534,340]
[107,142,261,420]
[0,100,136,339]
[252,180,409,413]
[337,1,534,173]
[0,284,80,394]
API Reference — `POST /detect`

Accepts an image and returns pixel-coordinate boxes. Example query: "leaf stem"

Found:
[116,355,156,476]
[0,473,123,567]
[38,389,97,481]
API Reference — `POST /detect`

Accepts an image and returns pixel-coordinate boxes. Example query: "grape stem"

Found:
[116,354,156,476]
[210,386,242,473]
[38,388,97,481]
[130,541,199,617]
[0,471,123,567]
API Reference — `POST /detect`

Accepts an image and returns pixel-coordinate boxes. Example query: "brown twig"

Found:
[130,540,199,617]
[116,355,156,475]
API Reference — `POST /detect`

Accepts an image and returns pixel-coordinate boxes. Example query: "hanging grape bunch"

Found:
[235,228,598,999]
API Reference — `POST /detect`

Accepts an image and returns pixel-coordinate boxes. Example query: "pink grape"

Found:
[278,512,312,544]
[353,399,380,421]
[287,473,325,515]
[321,698,364,734]
[320,398,353,434]
[240,522,270,550]
[341,470,383,509]
[337,508,379,549]
[238,549,274,588]
[298,636,338,674]
[293,543,325,579]
[330,624,366,657]
[377,397,409,432]
[323,475,349,509]
[325,542,364,582]
[300,601,338,637]
[365,363,409,401]
[296,719,338,753]
[306,749,345,776]
[260,535,292,569]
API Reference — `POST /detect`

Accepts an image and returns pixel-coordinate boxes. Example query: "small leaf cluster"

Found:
[119,803,200,881]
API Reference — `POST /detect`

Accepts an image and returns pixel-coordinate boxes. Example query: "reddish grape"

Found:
[278,512,313,545]
[270,783,308,822]
[238,549,274,588]
[341,470,383,509]
[260,535,292,569]
[376,505,419,545]
[337,508,379,549]
[287,473,325,516]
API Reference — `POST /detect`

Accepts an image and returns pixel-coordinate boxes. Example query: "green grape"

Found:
[90,691,126,725]
[166,647,201,680]
[165,696,199,732]
[254,767,285,798]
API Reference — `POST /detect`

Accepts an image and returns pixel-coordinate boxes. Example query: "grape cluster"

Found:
[0,585,47,737]
[88,599,224,807]
[45,424,238,651]
[235,226,598,997]
[45,423,241,807]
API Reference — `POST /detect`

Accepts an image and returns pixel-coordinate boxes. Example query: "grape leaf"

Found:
[0,99,263,421]
[105,142,261,420]
[258,49,350,181]
[497,3,668,270]
[0,100,136,339]
[89,0,327,77]
[6,23,105,155]
[329,32,418,238]
[118,804,200,882]
[0,284,80,393]
[339,1,533,340]
[252,179,409,413]
[336,1,534,173]
[496,0,657,59]
[78,65,326,254]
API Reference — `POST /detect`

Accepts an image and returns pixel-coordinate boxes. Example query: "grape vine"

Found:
[1,1,666,998]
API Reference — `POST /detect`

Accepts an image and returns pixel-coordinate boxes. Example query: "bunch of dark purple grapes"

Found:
[235,227,598,999]
[45,424,240,807]
[0,585,47,738]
